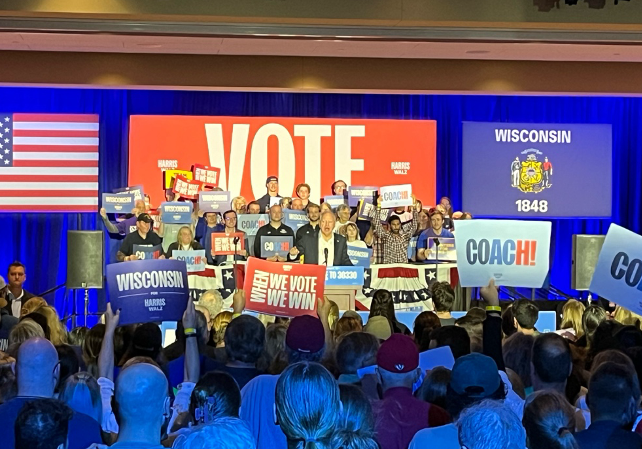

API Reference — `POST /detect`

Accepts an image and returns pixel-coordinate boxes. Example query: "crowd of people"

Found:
[2,258,642,448]
[99,176,471,266]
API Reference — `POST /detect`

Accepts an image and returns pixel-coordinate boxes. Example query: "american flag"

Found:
[0,113,99,212]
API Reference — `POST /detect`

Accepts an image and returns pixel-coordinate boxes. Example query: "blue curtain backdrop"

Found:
[2,87,641,319]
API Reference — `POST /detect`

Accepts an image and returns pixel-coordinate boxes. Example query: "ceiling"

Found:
[1,31,642,62]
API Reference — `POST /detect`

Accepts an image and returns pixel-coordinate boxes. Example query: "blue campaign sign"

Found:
[347,246,372,268]
[114,185,144,202]
[348,186,378,207]
[106,259,189,325]
[173,249,206,272]
[260,236,293,258]
[198,191,231,213]
[102,193,135,214]
[283,210,309,230]
[407,236,418,261]
[238,214,269,236]
[160,201,193,224]
[325,266,365,286]
[462,122,612,218]
[590,225,642,315]
[133,244,163,260]
[323,195,347,209]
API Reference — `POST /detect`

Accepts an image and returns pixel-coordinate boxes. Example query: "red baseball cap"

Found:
[376,334,419,373]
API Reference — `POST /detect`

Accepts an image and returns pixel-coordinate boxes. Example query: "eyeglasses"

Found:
[224,217,237,221]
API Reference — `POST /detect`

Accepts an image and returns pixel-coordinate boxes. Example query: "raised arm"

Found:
[369,197,388,238]
[317,296,334,352]
[99,208,119,234]
[98,303,120,381]
[480,279,505,372]
[183,298,200,383]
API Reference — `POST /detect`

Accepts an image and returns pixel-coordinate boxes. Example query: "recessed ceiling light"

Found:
[138,43,162,48]
[465,50,490,54]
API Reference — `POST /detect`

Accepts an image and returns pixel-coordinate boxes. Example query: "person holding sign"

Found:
[253,204,295,261]
[289,211,352,266]
[416,210,455,262]
[369,194,418,264]
[99,199,146,237]
[198,211,224,264]
[296,203,321,244]
[166,226,203,259]
[256,176,282,213]
[213,210,249,265]
[116,213,165,262]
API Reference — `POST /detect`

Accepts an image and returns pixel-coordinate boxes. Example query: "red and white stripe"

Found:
[0,113,99,212]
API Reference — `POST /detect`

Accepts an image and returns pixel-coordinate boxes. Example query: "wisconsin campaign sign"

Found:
[283,210,309,231]
[244,257,326,317]
[260,236,293,258]
[357,199,392,222]
[238,214,269,236]
[454,219,551,288]
[348,186,378,207]
[199,191,231,213]
[103,193,135,214]
[106,259,189,325]
[159,202,193,224]
[462,122,612,218]
[380,184,413,209]
[347,246,372,268]
[173,250,206,272]
[590,225,642,315]
[324,195,347,209]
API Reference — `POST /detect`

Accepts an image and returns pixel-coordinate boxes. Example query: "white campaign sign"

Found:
[379,184,413,209]
[589,224,642,315]
[454,219,552,288]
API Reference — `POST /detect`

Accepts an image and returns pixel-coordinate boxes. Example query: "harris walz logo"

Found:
[510,149,553,193]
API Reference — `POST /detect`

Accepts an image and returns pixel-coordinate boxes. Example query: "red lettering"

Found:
[530,241,537,266]
[515,240,530,266]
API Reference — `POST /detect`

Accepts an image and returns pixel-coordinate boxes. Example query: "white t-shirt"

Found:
[318,234,335,266]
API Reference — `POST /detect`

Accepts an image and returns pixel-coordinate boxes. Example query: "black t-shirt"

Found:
[253,223,295,259]
[118,231,163,257]
[0,311,18,352]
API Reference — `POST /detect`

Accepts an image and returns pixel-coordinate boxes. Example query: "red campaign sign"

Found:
[148,209,161,232]
[172,175,202,200]
[211,232,246,255]
[192,164,221,188]
[243,257,326,318]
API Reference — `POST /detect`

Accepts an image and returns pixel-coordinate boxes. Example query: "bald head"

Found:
[116,363,168,426]
[16,337,59,397]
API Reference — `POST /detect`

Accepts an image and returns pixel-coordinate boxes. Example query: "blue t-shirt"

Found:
[416,228,455,252]
[0,396,102,449]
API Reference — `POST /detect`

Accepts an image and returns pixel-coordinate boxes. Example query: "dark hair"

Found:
[413,311,441,346]
[7,261,25,274]
[532,333,571,384]
[583,306,607,350]
[502,305,518,338]
[296,183,311,195]
[68,326,89,347]
[247,201,260,210]
[20,313,50,340]
[332,179,347,193]
[15,398,73,449]
[513,299,539,330]
[416,366,451,408]
[129,322,163,361]
[431,282,455,313]
[223,210,237,220]
[387,215,401,225]
[333,384,379,449]
[466,307,486,321]
[454,315,483,341]
[224,315,265,363]
[334,316,362,343]
[523,390,579,449]
[82,324,105,377]
[368,290,398,325]
[587,362,640,423]
[430,326,470,359]
[176,310,208,349]
[446,380,507,419]
[55,344,80,393]
[189,371,241,424]
[503,332,535,388]
[335,332,380,375]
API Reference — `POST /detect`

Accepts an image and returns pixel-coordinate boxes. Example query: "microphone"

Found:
[432,238,441,247]
[324,248,329,266]
[233,236,240,246]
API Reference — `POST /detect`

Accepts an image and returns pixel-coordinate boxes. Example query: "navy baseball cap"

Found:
[266,176,278,184]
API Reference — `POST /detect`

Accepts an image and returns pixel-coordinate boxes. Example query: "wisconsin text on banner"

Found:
[243,257,326,318]
[0,113,100,212]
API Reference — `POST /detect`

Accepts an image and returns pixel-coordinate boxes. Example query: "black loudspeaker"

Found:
[571,234,606,291]
[67,231,104,289]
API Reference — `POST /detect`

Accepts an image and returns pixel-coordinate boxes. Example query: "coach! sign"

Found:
[244,257,326,318]
[129,116,436,207]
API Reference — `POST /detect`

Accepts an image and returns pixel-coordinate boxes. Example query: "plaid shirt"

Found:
[369,208,418,264]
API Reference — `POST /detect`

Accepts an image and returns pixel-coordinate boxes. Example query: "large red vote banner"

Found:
[128,116,436,206]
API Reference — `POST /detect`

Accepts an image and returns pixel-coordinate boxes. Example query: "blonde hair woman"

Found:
[613,305,642,329]
[339,223,367,249]
[7,320,45,356]
[212,311,234,347]
[557,299,586,340]
[35,306,68,346]
[20,296,48,317]
[231,196,247,214]
[166,226,203,259]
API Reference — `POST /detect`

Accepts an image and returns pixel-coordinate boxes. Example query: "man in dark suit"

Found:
[1,262,35,317]
[289,211,352,266]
